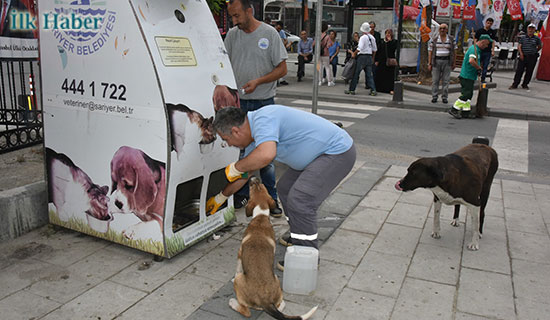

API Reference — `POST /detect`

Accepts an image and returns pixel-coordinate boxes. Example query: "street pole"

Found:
[393,0,405,102]
[312,0,323,114]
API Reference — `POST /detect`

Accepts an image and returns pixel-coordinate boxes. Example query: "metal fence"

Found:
[0,58,42,154]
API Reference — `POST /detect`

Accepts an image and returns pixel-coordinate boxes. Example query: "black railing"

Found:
[0,58,42,154]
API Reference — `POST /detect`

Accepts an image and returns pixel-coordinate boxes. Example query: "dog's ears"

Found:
[133,162,157,213]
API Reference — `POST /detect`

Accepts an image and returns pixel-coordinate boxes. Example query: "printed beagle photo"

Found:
[110,146,166,241]
[167,103,217,159]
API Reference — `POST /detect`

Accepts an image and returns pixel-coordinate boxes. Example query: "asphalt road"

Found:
[274,97,550,185]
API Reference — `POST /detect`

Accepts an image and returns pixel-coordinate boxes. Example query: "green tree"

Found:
[206,0,225,15]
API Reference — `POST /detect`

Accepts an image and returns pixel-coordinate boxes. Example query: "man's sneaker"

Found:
[233,194,248,209]
[344,90,355,95]
[370,91,377,96]
[509,85,517,90]
[280,80,289,85]
[327,81,336,87]
[442,98,448,104]
[277,260,285,272]
[448,107,462,119]
[431,97,438,103]
[462,111,476,119]
[279,234,293,247]
[270,203,283,218]
[522,85,529,90]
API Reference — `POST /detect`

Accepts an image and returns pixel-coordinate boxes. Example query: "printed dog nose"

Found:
[115,200,123,209]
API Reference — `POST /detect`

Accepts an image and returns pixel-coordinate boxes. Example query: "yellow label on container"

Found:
[155,37,197,67]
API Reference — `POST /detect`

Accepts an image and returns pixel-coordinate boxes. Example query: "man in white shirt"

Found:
[345,22,377,96]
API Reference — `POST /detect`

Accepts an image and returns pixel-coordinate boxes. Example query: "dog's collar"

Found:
[252,205,270,218]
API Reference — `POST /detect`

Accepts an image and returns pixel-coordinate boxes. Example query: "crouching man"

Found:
[206,106,356,269]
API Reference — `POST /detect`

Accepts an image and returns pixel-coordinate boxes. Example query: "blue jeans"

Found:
[236,97,278,201]
[480,51,491,82]
[349,54,375,92]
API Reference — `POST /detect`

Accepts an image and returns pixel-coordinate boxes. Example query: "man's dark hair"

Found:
[214,107,247,135]
[322,21,328,32]
[229,0,252,10]
[276,21,284,28]
[486,17,494,23]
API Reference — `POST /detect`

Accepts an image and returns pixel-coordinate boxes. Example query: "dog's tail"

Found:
[264,304,318,320]
[472,136,490,145]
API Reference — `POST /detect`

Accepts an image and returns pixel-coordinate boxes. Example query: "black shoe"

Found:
[509,85,517,90]
[270,203,283,218]
[279,234,293,247]
[448,108,462,119]
[297,77,302,82]
[462,111,477,119]
[522,85,529,90]
[442,98,448,104]
[280,80,289,85]
[333,121,343,128]
[234,194,248,209]
[431,97,438,103]
[277,260,285,272]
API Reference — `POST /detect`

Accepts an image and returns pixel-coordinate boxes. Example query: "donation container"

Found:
[38,0,238,258]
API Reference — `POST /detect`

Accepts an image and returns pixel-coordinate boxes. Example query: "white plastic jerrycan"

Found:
[282,245,318,295]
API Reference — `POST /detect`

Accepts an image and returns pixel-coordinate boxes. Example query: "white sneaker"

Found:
[321,78,327,84]
[328,81,336,87]
[318,81,323,86]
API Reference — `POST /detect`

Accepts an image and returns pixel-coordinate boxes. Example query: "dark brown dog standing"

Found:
[230,177,318,319]
[395,139,498,250]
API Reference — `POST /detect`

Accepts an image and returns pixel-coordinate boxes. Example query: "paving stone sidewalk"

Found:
[1,164,549,320]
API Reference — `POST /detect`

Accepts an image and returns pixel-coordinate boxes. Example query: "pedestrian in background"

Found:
[474,18,496,82]
[369,21,382,85]
[509,23,542,90]
[342,32,360,84]
[296,30,314,82]
[345,22,377,96]
[319,21,335,87]
[275,21,290,85]
[428,23,456,104]
[450,35,492,119]
[327,30,341,79]
[224,0,287,215]
[374,28,398,94]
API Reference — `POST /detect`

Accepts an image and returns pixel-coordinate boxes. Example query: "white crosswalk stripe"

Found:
[290,99,382,112]
[492,119,529,173]
[292,106,369,119]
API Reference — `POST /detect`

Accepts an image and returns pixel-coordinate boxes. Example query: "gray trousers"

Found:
[277,144,356,249]
[432,59,451,99]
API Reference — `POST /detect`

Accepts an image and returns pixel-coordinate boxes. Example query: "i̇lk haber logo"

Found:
[12,0,117,56]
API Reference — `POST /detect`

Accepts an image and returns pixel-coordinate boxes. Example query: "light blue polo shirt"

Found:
[244,105,353,171]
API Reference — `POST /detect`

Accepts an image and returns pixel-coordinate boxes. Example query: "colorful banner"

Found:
[451,0,462,6]
[437,0,452,16]
[490,0,506,28]
[463,2,477,19]
[507,0,524,20]
[453,5,462,17]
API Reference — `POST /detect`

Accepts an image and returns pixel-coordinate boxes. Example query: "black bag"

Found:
[342,58,356,80]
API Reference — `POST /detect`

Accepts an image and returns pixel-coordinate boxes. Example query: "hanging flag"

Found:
[437,0,452,16]
[507,0,524,20]
[491,0,505,28]
[453,4,462,17]
[468,0,477,6]
[451,0,461,5]
[463,1,477,19]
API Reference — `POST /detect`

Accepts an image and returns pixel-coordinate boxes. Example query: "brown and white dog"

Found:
[110,146,166,241]
[395,139,498,250]
[230,177,318,319]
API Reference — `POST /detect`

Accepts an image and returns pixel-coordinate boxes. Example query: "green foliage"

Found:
[206,0,225,15]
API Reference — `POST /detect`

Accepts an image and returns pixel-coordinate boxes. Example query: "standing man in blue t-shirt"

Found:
[206,106,356,268]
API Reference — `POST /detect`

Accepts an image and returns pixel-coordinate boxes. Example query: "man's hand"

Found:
[519,54,524,61]
[242,79,260,94]
[206,192,228,216]
[225,162,248,182]
[428,64,432,71]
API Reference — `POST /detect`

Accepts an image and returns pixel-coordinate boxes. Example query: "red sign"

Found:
[463,3,476,20]
[507,0,523,20]
[453,5,461,18]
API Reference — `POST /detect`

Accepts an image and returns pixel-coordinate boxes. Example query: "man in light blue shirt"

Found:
[297,30,314,81]
[207,106,356,256]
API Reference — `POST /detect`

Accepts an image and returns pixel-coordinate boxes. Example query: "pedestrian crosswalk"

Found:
[492,119,529,174]
[281,99,382,128]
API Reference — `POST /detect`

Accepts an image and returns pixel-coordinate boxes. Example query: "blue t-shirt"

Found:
[328,41,340,57]
[244,105,353,170]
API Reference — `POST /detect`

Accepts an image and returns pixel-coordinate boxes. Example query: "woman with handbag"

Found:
[374,29,398,94]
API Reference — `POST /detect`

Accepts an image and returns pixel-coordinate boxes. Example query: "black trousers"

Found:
[513,54,538,87]
[297,54,313,78]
